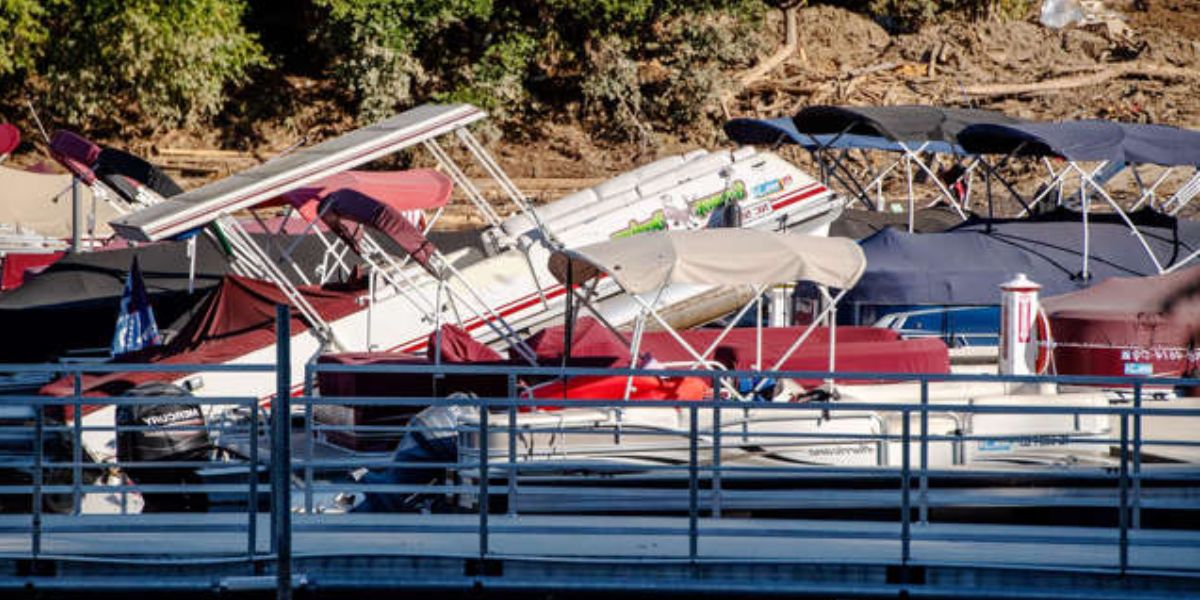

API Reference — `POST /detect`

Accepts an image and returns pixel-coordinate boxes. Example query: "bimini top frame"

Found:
[726,106,1025,231]
[110,104,487,243]
[959,120,1200,278]
[108,103,551,353]
[548,229,866,397]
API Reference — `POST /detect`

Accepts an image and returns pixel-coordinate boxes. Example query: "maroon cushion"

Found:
[426,324,505,363]
[0,123,19,155]
[49,130,100,184]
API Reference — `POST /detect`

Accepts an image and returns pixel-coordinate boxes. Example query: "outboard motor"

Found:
[116,382,211,512]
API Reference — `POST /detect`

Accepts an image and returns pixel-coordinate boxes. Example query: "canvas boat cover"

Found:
[0,166,110,238]
[0,232,358,362]
[267,168,454,222]
[959,121,1200,166]
[1042,266,1200,378]
[830,207,967,239]
[40,274,363,397]
[790,105,1023,148]
[841,209,1200,308]
[49,130,184,199]
[549,230,866,293]
[111,104,485,242]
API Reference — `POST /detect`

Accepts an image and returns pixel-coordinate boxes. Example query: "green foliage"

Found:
[0,0,47,77]
[42,0,267,129]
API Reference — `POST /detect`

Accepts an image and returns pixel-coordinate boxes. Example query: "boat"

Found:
[324,229,1120,514]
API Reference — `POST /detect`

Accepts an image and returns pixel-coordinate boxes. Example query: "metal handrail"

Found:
[2,309,1199,599]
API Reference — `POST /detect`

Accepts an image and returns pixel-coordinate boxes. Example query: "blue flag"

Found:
[111,256,162,356]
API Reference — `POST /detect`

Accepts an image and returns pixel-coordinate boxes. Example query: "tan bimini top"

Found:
[548,229,866,294]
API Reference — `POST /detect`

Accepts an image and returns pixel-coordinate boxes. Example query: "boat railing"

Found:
[0,306,1197,597]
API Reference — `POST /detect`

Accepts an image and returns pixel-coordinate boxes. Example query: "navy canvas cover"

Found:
[1119,123,1200,167]
[842,211,1200,306]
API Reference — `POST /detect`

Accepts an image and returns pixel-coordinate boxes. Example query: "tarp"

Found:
[1042,266,1200,378]
[829,207,967,239]
[791,105,1022,147]
[549,230,866,293]
[426,324,504,363]
[40,274,363,397]
[842,211,1200,307]
[0,232,358,362]
[0,165,111,238]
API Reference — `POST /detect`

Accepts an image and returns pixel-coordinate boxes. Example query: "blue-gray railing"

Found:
[0,306,1196,598]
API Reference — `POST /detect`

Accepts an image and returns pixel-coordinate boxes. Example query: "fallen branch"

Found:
[962,63,1198,97]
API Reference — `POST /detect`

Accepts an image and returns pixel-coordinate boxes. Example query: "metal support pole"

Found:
[32,404,43,559]
[72,373,83,515]
[1119,411,1129,575]
[507,374,518,517]
[919,380,929,526]
[303,363,315,515]
[711,374,722,519]
[248,395,259,560]
[479,405,490,559]
[71,179,81,253]
[901,408,912,568]
[272,305,293,600]
[1132,382,1142,530]
[688,404,699,562]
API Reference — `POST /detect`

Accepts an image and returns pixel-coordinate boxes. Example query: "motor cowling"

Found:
[116,382,210,512]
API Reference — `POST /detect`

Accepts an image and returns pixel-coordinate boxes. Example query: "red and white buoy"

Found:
[999,273,1050,376]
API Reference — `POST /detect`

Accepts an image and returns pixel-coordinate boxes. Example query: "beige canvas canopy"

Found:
[0,165,116,238]
[548,229,866,294]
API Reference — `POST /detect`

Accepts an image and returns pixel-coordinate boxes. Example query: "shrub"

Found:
[43,0,267,130]
[0,0,47,78]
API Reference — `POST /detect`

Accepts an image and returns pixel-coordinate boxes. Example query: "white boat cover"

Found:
[548,229,866,293]
[0,165,113,238]
[110,104,486,242]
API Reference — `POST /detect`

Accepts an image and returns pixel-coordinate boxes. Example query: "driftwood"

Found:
[963,63,1198,97]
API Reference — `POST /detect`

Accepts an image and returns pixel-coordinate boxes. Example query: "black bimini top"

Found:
[959,120,1200,166]
[791,105,1024,147]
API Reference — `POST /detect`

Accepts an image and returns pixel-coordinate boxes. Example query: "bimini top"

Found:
[790,105,1023,150]
[548,229,865,294]
[959,120,1200,166]
[723,116,921,153]
[110,103,485,242]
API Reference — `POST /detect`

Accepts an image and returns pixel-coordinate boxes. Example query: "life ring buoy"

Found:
[1034,308,1053,375]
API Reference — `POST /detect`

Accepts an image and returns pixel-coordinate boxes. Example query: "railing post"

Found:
[72,372,83,515]
[303,362,315,515]
[506,373,517,517]
[1118,409,1129,576]
[479,403,490,559]
[688,403,699,562]
[901,408,912,569]
[272,304,293,600]
[248,395,259,561]
[919,379,929,526]
[711,374,722,519]
[1132,382,1142,530]
[32,401,43,560]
